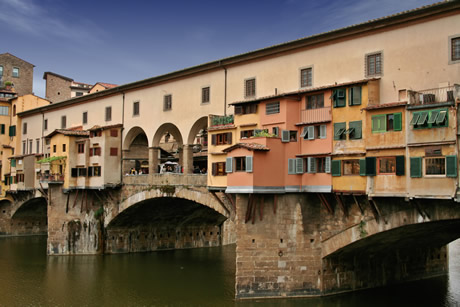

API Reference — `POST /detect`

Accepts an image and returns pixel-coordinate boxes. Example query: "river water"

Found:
[0,236,458,306]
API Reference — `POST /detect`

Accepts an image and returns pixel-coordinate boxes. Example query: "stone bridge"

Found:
[46,173,236,255]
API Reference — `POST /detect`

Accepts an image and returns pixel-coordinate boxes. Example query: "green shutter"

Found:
[396,155,405,176]
[11,159,16,167]
[410,157,422,178]
[446,155,457,178]
[371,115,386,133]
[331,160,341,176]
[348,86,361,106]
[0,124,4,134]
[9,125,16,136]
[359,159,366,176]
[349,121,362,139]
[393,113,402,131]
[334,122,346,140]
[333,89,346,108]
[365,157,376,176]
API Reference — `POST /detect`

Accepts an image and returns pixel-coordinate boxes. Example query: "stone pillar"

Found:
[122,150,131,175]
[149,147,160,174]
[182,144,194,174]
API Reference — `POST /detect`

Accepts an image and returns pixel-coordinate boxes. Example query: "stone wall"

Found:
[0,53,34,96]
[45,74,71,103]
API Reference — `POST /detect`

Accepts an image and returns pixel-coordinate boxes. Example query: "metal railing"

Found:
[408,85,459,105]
[300,107,332,124]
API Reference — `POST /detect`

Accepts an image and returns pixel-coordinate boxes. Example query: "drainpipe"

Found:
[120,92,125,185]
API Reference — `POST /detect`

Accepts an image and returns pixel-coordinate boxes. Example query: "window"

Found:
[332,88,346,107]
[211,132,232,145]
[164,94,172,111]
[281,130,297,142]
[202,87,210,104]
[235,103,257,115]
[240,130,254,139]
[62,144,66,152]
[347,121,362,140]
[22,141,26,154]
[425,157,445,175]
[245,78,256,98]
[12,67,19,78]
[9,125,16,136]
[372,113,402,133]
[78,143,85,154]
[378,157,396,174]
[450,36,460,63]
[0,65,2,76]
[29,140,32,154]
[0,124,5,134]
[133,101,140,116]
[91,130,102,138]
[13,105,16,116]
[61,116,66,128]
[300,125,326,140]
[212,162,226,176]
[53,145,56,153]
[105,106,112,121]
[90,147,101,156]
[305,157,330,174]
[36,139,40,153]
[110,147,118,156]
[300,67,312,88]
[348,86,361,106]
[77,168,87,177]
[272,127,279,137]
[266,102,280,115]
[234,156,253,172]
[334,122,346,140]
[366,52,382,76]
[410,109,448,129]
[76,92,83,97]
[82,112,88,124]
[306,94,324,109]
[343,160,360,175]
[88,166,102,177]
[0,106,8,116]
[110,129,118,137]
[44,119,48,130]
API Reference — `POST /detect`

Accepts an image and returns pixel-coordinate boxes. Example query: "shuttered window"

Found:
[133,101,140,116]
[105,106,112,121]
[365,157,376,176]
[366,52,382,76]
[332,89,346,108]
[300,68,312,88]
[164,94,172,111]
[348,86,361,106]
[411,109,448,129]
[319,125,327,139]
[211,132,232,145]
[246,156,253,173]
[446,155,457,178]
[288,159,296,174]
[266,102,280,115]
[410,157,422,178]
[296,158,303,174]
[1,124,5,134]
[307,157,316,173]
[372,115,386,133]
[359,159,366,176]
[202,87,210,104]
[334,122,346,140]
[348,121,362,139]
[396,156,405,176]
[245,78,256,98]
[212,162,226,176]
[61,116,66,129]
[452,37,460,62]
[225,157,233,173]
[9,125,16,136]
[331,160,341,176]
[325,156,331,173]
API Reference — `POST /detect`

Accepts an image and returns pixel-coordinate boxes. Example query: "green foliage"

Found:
[94,207,104,219]
[254,131,276,138]
[4,81,12,86]
[211,115,234,126]
[358,220,368,238]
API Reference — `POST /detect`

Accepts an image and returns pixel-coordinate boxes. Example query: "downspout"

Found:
[120,92,125,185]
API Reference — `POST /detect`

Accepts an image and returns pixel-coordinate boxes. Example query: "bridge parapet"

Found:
[123,173,207,187]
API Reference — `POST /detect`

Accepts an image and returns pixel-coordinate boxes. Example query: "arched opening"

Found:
[11,197,47,235]
[152,123,183,174]
[187,117,208,174]
[105,197,227,254]
[123,127,149,175]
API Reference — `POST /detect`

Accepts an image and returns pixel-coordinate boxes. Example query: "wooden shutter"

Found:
[212,163,217,176]
[0,124,4,134]
[9,125,15,137]
[319,125,326,139]
[446,155,457,178]
[307,157,316,173]
[272,127,279,137]
[348,86,361,106]
[71,168,78,177]
[393,113,402,131]
[246,156,253,173]
[88,167,93,177]
[349,121,362,139]
[227,132,232,144]
[410,157,422,178]
[359,159,366,176]
[211,134,216,145]
[296,158,304,174]
[300,127,308,138]
[234,106,242,115]
[331,160,341,176]
[325,156,331,173]
[281,130,290,142]
[225,157,233,173]
[396,155,405,176]
[307,126,315,140]
[288,159,296,174]
[334,123,346,140]
[365,157,376,176]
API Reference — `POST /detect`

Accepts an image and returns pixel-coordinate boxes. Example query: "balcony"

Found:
[40,173,64,183]
[299,107,332,124]
[209,115,234,128]
[408,85,459,106]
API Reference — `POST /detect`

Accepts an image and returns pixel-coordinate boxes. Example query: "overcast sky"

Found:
[0,0,441,98]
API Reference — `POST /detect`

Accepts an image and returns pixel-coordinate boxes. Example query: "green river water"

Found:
[0,236,458,306]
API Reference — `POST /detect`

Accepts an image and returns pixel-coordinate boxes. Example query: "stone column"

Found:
[149,147,160,174]
[182,144,194,174]
[122,150,131,175]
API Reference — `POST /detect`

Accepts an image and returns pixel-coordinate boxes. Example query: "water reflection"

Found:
[0,236,458,306]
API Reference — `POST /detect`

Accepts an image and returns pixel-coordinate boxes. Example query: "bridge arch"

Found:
[152,123,183,147]
[122,126,149,174]
[322,200,460,258]
[187,116,208,145]
[9,196,47,235]
[104,186,230,254]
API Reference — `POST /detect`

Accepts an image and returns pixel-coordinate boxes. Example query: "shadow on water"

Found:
[0,236,458,306]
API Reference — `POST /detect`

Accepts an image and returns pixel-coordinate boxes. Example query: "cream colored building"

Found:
[11,1,460,195]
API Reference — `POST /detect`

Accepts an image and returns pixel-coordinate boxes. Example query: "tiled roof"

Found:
[364,101,407,110]
[230,78,380,105]
[208,124,236,132]
[96,82,118,89]
[223,142,270,153]
[45,129,90,138]
[88,124,122,131]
